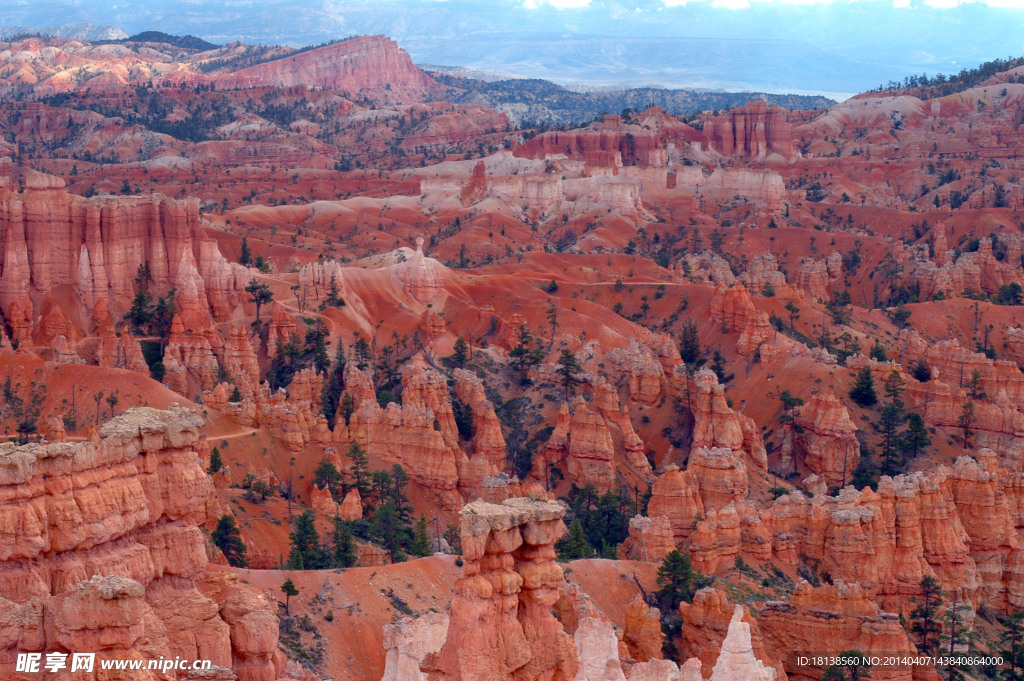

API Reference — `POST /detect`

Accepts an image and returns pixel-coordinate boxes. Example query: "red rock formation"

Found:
[760,581,919,681]
[702,102,794,159]
[0,174,249,343]
[537,398,617,491]
[221,325,261,400]
[710,284,780,359]
[677,588,785,680]
[453,368,507,471]
[618,515,676,563]
[699,168,786,210]
[648,465,705,544]
[622,594,664,663]
[0,406,285,681]
[514,115,667,168]
[425,498,578,681]
[340,488,363,521]
[792,253,842,301]
[688,367,768,472]
[214,36,444,103]
[795,390,861,487]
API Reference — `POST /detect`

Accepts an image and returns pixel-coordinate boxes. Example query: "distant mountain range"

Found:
[2,0,1020,97]
[429,70,833,126]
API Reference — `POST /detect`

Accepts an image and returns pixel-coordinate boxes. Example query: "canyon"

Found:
[0,28,1021,681]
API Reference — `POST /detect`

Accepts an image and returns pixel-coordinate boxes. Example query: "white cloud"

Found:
[660,0,1024,6]
[523,0,592,7]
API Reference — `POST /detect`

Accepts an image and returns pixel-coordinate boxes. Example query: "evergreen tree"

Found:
[911,576,944,655]
[371,500,408,563]
[239,237,252,266]
[281,578,298,616]
[331,514,356,568]
[959,401,976,448]
[325,273,344,307]
[126,291,152,331]
[352,337,372,370]
[655,550,704,612]
[1001,610,1024,681]
[230,385,243,402]
[151,288,177,340]
[211,514,247,567]
[509,324,543,384]
[879,370,907,475]
[449,336,469,368]
[710,347,734,384]
[869,340,888,361]
[901,412,930,459]
[556,348,581,399]
[348,444,372,501]
[371,469,393,508]
[313,457,343,498]
[411,514,432,557]
[453,399,474,440]
[339,392,355,426]
[286,510,326,570]
[321,340,347,429]
[849,367,878,408]
[785,300,801,331]
[207,447,223,475]
[911,358,932,382]
[245,277,273,324]
[389,465,413,523]
[678,319,701,365]
[555,519,594,560]
[941,594,974,681]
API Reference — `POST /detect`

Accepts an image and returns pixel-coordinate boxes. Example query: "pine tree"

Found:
[371,500,408,563]
[509,324,543,384]
[557,348,581,400]
[240,236,252,266]
[281,578,298,616]
[245,277,273,324]
[958,401,976,448]
[911,359,931,382]
[901,412,930,459]
[1001,611,1024,681]
[849,367,878,408]
[869,340,888,361]
[785,300,801,331]
[211,514,247,567]
[339,392,355,426]
[347,443,371,503]
[230,385,243,402]
[450,336,469,368]
[207,447,223,475]
[331,514,356,568]
[287,510,325,570]
[655,550,702,612]
[879,369,907,475]
[555,519,594,560]
[678,319,701,365]
[911,576,944,655]
[127,291,152,331]
[411,514,432,557]
[321,340,346,429]
[941,593,974,681]
[389,465,412,523]
[313,457,343,498]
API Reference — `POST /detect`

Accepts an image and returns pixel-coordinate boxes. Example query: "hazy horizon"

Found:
[4,0,1023,97]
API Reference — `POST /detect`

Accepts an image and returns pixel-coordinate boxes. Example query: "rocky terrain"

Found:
[0,28,1022,681]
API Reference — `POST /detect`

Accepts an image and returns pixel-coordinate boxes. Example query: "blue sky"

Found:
[4,0,1024,94]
